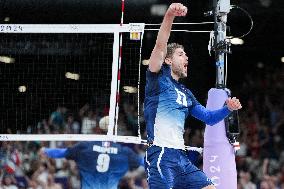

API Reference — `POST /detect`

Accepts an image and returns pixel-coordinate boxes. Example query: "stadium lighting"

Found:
[18,86,27,93]
[257,62,264,69]
[281,57,284,63]
[65,72,80,80]
[123,86,137,94]
[150,4,167,16]
[142,59,149,65]
[230,38,244,45]
[0,56,15,64]
[4,17,10,22]
[259,0,272,8]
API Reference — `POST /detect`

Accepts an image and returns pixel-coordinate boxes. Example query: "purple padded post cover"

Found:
[203,88,237,189]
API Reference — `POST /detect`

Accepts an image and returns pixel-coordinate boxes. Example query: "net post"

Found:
[108,31,120,136]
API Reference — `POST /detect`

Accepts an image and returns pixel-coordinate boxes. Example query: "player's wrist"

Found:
[226,105,234,112]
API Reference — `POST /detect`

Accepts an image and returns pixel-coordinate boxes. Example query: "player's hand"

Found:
[226,97,242,111]
[168,3,188,17]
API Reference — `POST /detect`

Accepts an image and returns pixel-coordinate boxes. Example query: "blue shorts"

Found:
[145,145,213,189]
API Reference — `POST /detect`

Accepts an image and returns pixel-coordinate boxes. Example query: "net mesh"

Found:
[117,32,144,138]
[0,33,114,134]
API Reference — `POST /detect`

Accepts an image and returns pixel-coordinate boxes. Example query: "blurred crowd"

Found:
[185,64,284,189]
[30,101,143,138]
[0,140,148,189]
[0,63,283,189]
[234,64,284,189]
[0,101,147,189]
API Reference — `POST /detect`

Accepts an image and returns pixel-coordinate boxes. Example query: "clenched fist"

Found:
[226,97,242,111]
[168,3,188,17]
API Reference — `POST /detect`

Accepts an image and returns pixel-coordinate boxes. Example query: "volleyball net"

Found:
[0,24,145,143]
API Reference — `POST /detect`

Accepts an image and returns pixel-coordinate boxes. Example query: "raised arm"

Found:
[149,3,187,73]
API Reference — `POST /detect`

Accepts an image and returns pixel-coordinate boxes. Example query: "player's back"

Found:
[65,141,141,189]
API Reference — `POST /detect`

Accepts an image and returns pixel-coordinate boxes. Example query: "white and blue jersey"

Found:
[144,64,232,188]
[44,141,142,189]
[144,64,231,149]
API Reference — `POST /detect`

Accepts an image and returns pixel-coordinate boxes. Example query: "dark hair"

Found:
[166,43,184,58]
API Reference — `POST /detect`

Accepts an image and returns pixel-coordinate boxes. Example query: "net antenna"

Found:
[0,23,145,144]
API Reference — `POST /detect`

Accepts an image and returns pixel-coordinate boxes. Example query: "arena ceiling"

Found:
[0,0,283,56]
[0,0,283,87]
[0,1,283,86]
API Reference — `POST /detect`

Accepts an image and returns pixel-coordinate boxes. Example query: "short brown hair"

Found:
[166,43,184,58]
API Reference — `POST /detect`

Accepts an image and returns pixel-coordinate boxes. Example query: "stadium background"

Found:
[0,0,283,188]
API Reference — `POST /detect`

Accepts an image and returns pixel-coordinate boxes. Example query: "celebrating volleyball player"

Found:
[40,116,144,189]
[144,3,242,189]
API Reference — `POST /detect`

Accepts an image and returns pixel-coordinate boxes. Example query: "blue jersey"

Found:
[144,64,231,149]
[45,141,142,189]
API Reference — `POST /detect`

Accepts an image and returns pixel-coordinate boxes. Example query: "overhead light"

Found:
[4,17,10,22]
[18,86,27,93]
[123,86,137,94]
[65,72,80,80]
[259,0,272,8]
[142,59,149,65]
[150,4,167,16]
[257,62,264,69]
[281,57,284,63]
[230,38,244,45]
[0,56,15,64]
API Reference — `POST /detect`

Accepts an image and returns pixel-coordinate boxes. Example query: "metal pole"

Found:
[213,0,231,88]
